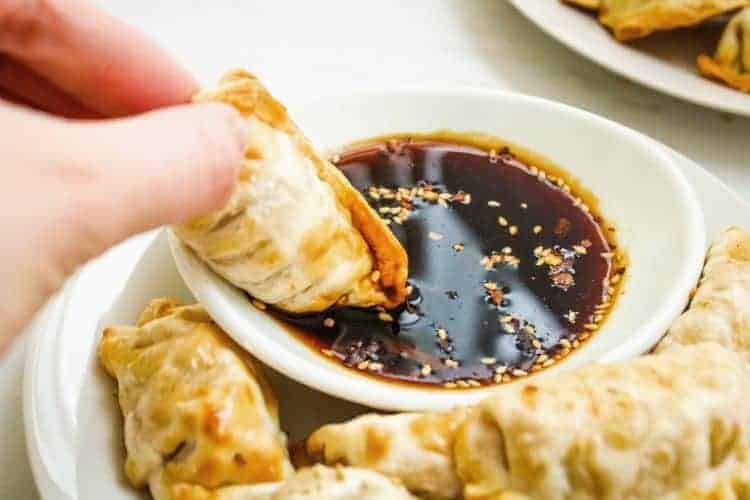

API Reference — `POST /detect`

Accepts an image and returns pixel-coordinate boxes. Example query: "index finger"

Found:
[0,0,199,117]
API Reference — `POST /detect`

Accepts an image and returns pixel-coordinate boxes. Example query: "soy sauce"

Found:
[273,137,622,388]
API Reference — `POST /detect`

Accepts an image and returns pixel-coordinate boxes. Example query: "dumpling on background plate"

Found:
[697,7,750,91]
[599,0,748,41]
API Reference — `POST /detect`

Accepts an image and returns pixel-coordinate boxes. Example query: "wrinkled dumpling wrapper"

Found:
[162,465,417,500]
[304,345,750,500]
[698,7,750,91]
[599,0,748,41]
[454,343,750,500]
[98,298,294,500]
[175,70,408,314]
[305,409,468,500]
[657,227,750,360]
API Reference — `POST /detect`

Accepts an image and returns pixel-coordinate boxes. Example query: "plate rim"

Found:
[507,0,750,117]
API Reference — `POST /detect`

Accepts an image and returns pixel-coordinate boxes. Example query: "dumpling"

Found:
[697,8,750,92]
[304,345,750,500]
[158,465,417,500]
[657,227,750,360]
[599,0,748,41]
[98,298,294,500]
[174,70,408,314]
[453,343,750,500]
[305,410,468,500]
[562,0,602,11]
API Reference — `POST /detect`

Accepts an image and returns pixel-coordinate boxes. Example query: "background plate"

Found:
[508,0,750,117]
[25,142,750,500]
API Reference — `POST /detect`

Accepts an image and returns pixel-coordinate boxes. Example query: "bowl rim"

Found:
[170,85,706,411]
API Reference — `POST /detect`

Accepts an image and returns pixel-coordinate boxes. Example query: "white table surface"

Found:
[3,1,749,498]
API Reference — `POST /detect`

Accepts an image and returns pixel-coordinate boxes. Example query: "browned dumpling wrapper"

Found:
[98,298,294,500]
[175,70,408,314]
[599,0,748,41]
[562,0,602,11]
[697,8,750,92]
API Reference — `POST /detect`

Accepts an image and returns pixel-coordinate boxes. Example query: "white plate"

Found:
[24,140,750,500]
[508,0,750,117]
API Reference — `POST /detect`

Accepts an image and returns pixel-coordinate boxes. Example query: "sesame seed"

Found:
[601,252,615,259]
[560,338,572,348]
[481,357,497,365]
[445,359,459,369]
[509,225,518,236]
[502,323,515,333]
[532,339,542,349]
[368,362,384,372]
[610,273,622,284]
[421,364,432,376]
[493,374,503,384]
[323,318,336,328]
[443,382,457,389]
[533,246,544,256]
[573,245,588,255]
[512,369,528,377]
[378,312,394,322]
[428,231,443,241]
[520,202,528,209]
[467,379,481,387]
[502,246,512,254]
[453,243,465,252]
[357,361,370,370]
[457,380,470,388]
[495,365,508,375]
[436,328,448,340]
[483,281,498,290]
[251,299,267,310]
[378,206,390,214]
[536,354,548,364]
[498,216,508,227]
[533,225,543,234]
[487,200,501,207]
[370,270,381,283]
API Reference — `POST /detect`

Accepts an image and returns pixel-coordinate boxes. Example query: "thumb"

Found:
[70,102,248,240]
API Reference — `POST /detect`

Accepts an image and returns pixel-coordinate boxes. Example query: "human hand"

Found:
[0,0,248,349]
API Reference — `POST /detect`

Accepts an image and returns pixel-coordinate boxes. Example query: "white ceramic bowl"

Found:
[170,87,705,411]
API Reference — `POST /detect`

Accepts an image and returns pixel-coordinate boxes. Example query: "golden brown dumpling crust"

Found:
[178,70,408,313]
[562,0,602,11]
[697,8,750,91]
[599,0,748,41]
[99,298,294,500]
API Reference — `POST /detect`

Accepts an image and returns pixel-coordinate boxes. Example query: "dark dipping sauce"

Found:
[272,136,624,388]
